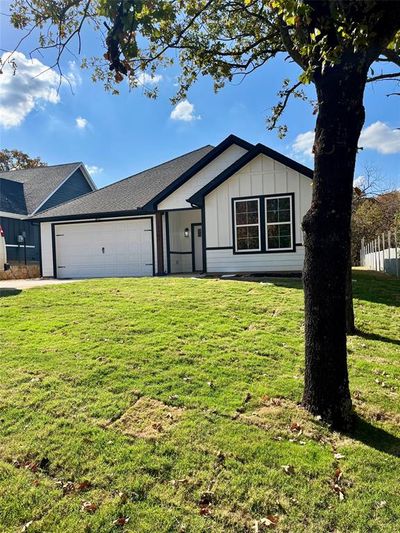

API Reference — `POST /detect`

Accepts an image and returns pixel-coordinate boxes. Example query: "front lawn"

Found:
[0,271,399,532]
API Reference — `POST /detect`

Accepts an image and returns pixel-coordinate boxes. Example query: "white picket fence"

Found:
[360,231,400,277]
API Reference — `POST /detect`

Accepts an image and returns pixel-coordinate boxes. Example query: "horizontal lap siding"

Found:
[206,248,305,273]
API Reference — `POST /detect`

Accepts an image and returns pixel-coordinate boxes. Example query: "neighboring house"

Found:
[31,135,313,278]
[0,163,96,264]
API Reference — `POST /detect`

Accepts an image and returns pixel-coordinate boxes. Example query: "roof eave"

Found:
[30,208,154,223]
[143,134,253,211]
[188,143,313,206]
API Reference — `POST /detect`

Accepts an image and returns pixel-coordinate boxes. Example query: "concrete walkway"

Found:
[0,278,84,291]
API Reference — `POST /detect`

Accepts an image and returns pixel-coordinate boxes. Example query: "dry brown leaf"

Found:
[290,422,302,433]
[334,468,343,482]
[76,480,92,492]
[113,516,130,526]
[82,501,97,513]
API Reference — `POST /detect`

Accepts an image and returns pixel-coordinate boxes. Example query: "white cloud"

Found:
[136,72,162,86]
[0,51,62,128]
[292,130,314,158]
[170,99,201,122]
[66,60,82,89]
[292,121,400,159]
[76,116,88,129]
[86,165,103,175]
[353,175,366,188]
[359,121,400,154]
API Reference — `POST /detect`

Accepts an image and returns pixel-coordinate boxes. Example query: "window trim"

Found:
[265,194,294,252]
[231,193,296,254]
[233,197,261,253]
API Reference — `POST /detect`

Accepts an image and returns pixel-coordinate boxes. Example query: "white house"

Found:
[31,135,313,278]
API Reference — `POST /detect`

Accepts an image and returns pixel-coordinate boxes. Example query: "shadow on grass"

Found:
[348,414,400,457]
[352,270,399,308]
[354,328,400,347]
[0,288,22,298]
[218,274,303,290]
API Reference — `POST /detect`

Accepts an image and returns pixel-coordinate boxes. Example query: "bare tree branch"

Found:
[367,71,400,82]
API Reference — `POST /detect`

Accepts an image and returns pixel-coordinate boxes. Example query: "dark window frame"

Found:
[231,193,296,255]
[265,194,294,251]
[232,197,262,253]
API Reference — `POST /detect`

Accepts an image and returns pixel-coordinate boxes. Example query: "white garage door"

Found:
[55,219,154,278]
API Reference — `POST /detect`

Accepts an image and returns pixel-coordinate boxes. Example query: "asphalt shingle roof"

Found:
[31,145,214,220]
[0,163,82,215]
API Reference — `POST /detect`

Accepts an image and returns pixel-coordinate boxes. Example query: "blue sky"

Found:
[1,12,399,191]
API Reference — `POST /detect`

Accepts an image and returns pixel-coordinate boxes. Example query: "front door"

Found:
[191,223,203,272]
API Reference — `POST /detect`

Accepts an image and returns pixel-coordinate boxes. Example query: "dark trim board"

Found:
[170,251,192,255]
[51,216,155,279]
[165,212,171,274]
[231,193,296,255]
[145,134,253,210]
[206,246,234,251]
[159,207,201,213]
[51,223,57,279]
[150,217,156,276]
[37,221,43,277]
[155,212,164,275]
[35,208,154,223]
[188,144,313,207]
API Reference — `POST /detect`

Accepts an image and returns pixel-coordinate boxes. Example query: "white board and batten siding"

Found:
[205,153,312,273]
[158,144,248,210]
[40,215,158,278]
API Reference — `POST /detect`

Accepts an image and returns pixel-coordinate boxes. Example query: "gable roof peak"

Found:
[188,142,313,207]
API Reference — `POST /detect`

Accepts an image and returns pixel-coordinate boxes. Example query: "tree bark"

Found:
[302,58,368,429]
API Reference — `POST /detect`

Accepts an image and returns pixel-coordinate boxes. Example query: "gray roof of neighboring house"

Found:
[0,162,82,215]
[31,145,214,220]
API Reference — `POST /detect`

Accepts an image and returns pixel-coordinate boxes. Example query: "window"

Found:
[234,198,261,251]
[265,195,293,250]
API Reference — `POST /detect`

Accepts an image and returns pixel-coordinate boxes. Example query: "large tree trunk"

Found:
[302,59,368,430]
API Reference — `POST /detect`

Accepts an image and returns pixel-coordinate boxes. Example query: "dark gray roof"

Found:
[31,145,214,220]
[0,162,82,215]
[0,177,27,214]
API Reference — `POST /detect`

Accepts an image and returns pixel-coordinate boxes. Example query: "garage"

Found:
[54,218,154,278]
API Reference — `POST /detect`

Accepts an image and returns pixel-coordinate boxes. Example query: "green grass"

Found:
[0,270,399,532]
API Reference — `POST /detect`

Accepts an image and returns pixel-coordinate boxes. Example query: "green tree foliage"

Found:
[6,1,400,129]
[0,149,47,172]
[352,191,400,263]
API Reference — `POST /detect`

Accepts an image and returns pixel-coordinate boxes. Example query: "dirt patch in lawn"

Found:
[112,397,183,439]
[238,397,327,441]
